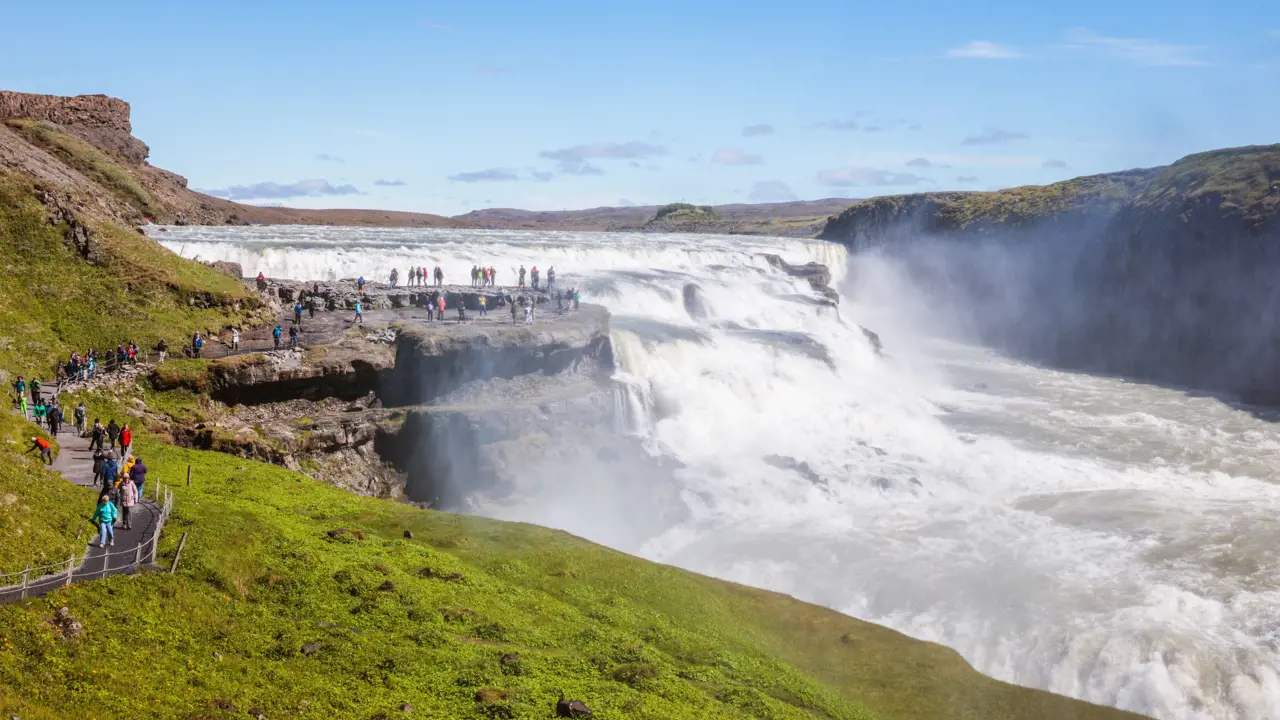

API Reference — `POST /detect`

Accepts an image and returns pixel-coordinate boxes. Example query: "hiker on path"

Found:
[91,494,118,548]
[294,301,304,324]
[425,295,434,322]
[358,276,366,293]
[33,401,46,426]
[518,265,526,288]
[437,295,446,320]
[27,436,52,465]
[90,420,105,451]
[75,402,86,436]
[13,376,25,404]
[307,296,317,319]
[107,419,121,449]
[19,393,28,421]
[531,266,540,291]
[231,328,241,351]
[547,267,556,294]
[272,325,283,349]
[434,266,444,287]
[119,474,138,530]
[92,448,106,486]
[289,325,299,349]
[478,295,487,318]
[48,403,61,436]
[192,333,204,359]
[524,297,535,325]
[156,338,168,363]
[30,378,41,406]
[353,301,364,324]
[101,454,119,489]
[120,424,133,454]
[457,301,468,324]
[510,295,519,324]
[129,457,147,501]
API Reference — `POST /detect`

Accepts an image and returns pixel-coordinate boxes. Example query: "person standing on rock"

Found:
[531,266,540,291]
[156,338,168,363]
[390,268,399,289]
[27,436,53,465]
[547,267,556,295]
[256,272,268,292]
[193,333,205,359]
[358,276,366,294]
[294,301,304,325]
[289,325,299,349]
[457,301,468,324]
[434,266,444,287]
[91,494,118,548]
[75,402,86,436]
[437,295,446,320]
[120,424,133,455]
[518,265,527,289]
[107,419,121,449]
[478,294,487,318]
[489,266,497,287]
[231,328,241,351]
[353,300,364,325]
[272,325,283,348]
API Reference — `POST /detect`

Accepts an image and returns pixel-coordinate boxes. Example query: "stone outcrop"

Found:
[819,144,1280,403]
[0,91,149,164]
[760,253,839,305]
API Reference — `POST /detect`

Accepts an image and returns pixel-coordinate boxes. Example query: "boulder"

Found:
[556,698,592,718]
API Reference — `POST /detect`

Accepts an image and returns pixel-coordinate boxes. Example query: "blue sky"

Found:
[5,1,1278,215]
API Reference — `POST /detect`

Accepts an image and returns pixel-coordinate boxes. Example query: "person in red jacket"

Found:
[27,436,52,465]
[120,424,133,454]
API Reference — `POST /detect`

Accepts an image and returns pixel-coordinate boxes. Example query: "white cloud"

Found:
[448,168,520,183]
[201,179,360,201]
[742,124,774,137]
[711,149,764,165]
[962,128,1029,145]
[946,41,1023,59]
[1042,159,1070,169]
[956,176,980,184]
[909,153,1046,168]
[747,181,798,203]
[817,168,932,187]
[422,21,451,30]
[1062,28,1209,67]
[315,153,344,163]
[906,157,951,169]
[373,179,407,186]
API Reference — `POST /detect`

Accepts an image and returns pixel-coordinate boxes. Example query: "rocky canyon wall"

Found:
[0,91,149,164]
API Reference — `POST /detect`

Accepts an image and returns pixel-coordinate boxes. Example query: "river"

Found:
[153,225,1280,720]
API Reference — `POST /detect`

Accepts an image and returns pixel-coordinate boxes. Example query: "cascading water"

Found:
[153,225,1280,720]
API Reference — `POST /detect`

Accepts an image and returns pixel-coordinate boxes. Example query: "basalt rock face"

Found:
[385,304,613,406]
[760,253,840,305]
[0,91,149,165]
[821,145,1280,403]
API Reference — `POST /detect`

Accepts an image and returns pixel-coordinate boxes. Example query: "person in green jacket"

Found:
[91,494,118,547]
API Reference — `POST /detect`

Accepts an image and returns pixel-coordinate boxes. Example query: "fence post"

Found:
[20,566,29,599]
[170,532,189,574]
[134,543,142,572]
[64,555,74,586]
[186,465,191,487]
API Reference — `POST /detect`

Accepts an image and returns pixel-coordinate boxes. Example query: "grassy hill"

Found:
[0,384,1148,720]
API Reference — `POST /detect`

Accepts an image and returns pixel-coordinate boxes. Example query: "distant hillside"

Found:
[822,144,1280,404]
[0,91,467,229]
[456,197,855,236]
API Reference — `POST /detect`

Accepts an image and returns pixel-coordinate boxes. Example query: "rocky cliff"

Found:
[821,145,1280,403]
[0,90,467,228]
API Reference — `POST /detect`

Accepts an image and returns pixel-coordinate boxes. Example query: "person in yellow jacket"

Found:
[117,456,136,485]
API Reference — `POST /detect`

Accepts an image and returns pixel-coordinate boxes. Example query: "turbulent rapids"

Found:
[154,225,1280,720]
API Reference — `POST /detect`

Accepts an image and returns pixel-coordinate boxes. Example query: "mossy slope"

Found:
[0,388,1147,720]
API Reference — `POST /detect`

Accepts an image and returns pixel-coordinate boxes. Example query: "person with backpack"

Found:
[100,453,119,488]
[47,403,61,436]
[119,473,138,530]
[193,333,205,359]
[107,419,121,449]
[33,400,46,426]
[129,457,148,502]
[91,494,118,548]
[289,325,299,349]
[434,266,443,287]
[27,436,53,465]
[294,301,304,324]
[272,325,283,349]
[91,447,107,486]
[156,338,169,363]
[74,402,86,435]
[357,276,366,293]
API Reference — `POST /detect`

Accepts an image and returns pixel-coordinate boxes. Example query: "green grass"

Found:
[0,388,1146,720]
[4,119,163,220]
[0,412,96,572]
[1134,144,1280,221]
[0,172,261,381]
